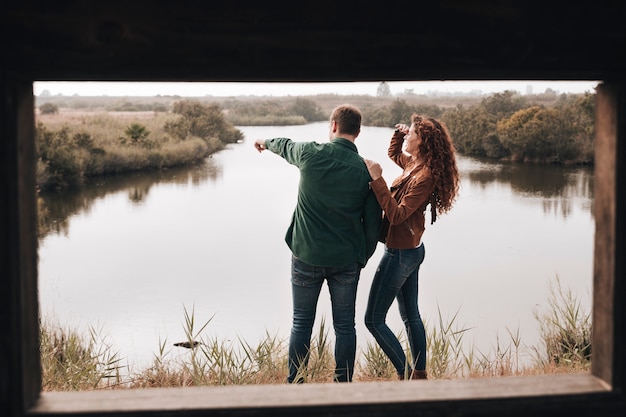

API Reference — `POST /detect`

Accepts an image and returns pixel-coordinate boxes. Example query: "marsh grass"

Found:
[532,275,592,372]
[357,339,397,380]
[126,313,334,387]
[426,307,471,378]
[35,108,234,191]
[38,111,180,152]
[40,318,125,390]
[41,277,592,389]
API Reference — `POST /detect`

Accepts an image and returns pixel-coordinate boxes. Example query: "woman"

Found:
[364,114,460,380]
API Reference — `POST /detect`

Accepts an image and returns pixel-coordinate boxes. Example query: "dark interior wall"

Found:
[1,1,625,416]
[2,1,624,82]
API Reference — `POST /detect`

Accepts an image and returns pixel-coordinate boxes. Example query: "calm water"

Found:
[38,122,594,371]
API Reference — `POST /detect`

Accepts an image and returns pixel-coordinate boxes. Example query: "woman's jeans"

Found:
[365,244,426,375]
[288,256,360,383]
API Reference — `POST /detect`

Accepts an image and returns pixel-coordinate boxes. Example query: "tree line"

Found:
[36,91,595,191]
[363,91,595,164]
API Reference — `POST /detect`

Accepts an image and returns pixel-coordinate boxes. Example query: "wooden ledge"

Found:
[30,374,613,416]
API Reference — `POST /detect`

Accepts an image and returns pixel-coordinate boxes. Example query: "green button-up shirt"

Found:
[265,137,381,267]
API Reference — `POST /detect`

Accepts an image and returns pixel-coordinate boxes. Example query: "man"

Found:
[254,104,381,383]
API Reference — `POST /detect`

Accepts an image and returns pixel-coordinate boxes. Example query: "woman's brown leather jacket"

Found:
[369,131,435,249]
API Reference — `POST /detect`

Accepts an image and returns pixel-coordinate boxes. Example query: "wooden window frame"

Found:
[1,1,624,411]
[0,79,621,417]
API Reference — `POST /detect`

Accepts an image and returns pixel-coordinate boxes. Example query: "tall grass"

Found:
[532,275,592,372]
[35,107,237,191]
[357,339,397,380]
[40,318,125,390]
[41,277,591,390]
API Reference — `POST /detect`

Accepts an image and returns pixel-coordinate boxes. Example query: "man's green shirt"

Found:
[265,137,381,267]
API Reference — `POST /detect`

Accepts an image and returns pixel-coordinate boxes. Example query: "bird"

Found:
[173,341,201,349]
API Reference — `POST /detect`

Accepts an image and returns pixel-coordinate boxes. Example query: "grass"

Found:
[40,320,124,391]
[35,108,233,191]
[532,276,592,370]
[40,276,591,390]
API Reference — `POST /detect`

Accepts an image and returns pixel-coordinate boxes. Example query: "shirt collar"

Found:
[331,137,358,152]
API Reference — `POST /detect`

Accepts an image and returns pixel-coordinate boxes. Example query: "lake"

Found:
[37,122,594,372]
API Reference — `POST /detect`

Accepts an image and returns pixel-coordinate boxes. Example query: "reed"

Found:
[531,275,592,372]
[40,277,591,389]
[40,318,125,391]
[426,307,471,378]
[127,311,333,387]
[357,337,398,381]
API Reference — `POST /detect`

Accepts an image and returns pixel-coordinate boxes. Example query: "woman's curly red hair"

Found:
[412,114,460,223]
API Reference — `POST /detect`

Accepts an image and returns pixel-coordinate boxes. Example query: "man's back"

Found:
[288,138,375,267]
[262,136,379,267]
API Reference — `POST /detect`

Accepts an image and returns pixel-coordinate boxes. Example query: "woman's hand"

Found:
[395,123,409,134]
[364,159,383,180]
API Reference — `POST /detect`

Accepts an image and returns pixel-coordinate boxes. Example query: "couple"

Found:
[254,104,459,383]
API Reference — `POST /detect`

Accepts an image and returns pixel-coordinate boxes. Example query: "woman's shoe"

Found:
[397,369,428,380]
[410,370,428,380]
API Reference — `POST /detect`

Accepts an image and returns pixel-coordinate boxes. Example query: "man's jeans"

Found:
[288,256,360,383]
[364,244,426,375]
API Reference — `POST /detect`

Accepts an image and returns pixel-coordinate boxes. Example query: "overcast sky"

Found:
[34,80,599,98]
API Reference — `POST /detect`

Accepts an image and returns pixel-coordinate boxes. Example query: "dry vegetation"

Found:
[40,277,590,390]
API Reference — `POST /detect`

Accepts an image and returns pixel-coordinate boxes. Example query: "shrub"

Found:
[120,123,156,148]
[290,98,325,122]
[166,100,243,144]
[40,102,59,115]
[35,124,85,189]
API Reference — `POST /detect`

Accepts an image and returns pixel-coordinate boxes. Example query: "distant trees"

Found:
[481,90,527,115]
[33,91,596,193]
[443,91,595,164]
[224,97,324,125]
[39,102,59,115]
[107,101,170,112]
[363,99,445,127]
[444,106,505,158]
[165,100,243,144]
[376,81,391,97]
[290,98,326,122]
[361,90,594,164]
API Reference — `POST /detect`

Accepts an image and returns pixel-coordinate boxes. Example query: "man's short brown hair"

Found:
[330,104,362,136]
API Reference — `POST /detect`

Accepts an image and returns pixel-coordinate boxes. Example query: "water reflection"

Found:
[463,157,594,219]
[38,153,594,240]
[39,159,223,238]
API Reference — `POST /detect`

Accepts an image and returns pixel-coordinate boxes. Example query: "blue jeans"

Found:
[288,256,361,383]
[365,244,426,375]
